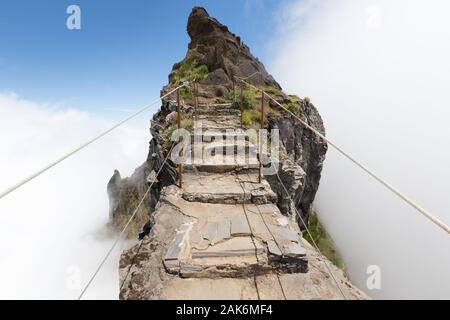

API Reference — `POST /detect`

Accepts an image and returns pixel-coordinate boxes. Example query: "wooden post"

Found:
[259,91,265,184]
[240,85,244,128]
[177,88,183,188]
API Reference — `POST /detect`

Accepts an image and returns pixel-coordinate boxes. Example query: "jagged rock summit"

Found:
[110,7,368,300]
[182,7,279,87]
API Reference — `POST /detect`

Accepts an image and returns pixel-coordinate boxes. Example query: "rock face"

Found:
[107,139,177,237]
[174,7,279,87]
[266,99,328,228]
[109,7,366,300]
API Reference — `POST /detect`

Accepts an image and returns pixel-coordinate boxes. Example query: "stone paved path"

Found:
[119,103,369,300]
[163,104,308,278]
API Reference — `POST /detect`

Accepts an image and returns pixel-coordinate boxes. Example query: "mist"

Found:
[0,92,149,299]
[270,0,450,299]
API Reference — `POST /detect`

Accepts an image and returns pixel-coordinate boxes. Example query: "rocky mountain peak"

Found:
[167,6,280,99]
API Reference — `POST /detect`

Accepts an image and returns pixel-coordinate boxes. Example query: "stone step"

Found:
[201,140,257,156]
[197,103,233,108]
[162,193,308,278]
[184,154,259,173]
[190,130,249,142]
[196,114,239,121]
[195,107,239,116]
[188,141,257,157]
[195,116,241,130]
[158,277,260,300]
[157,273,321,300]
[181,172,276,204]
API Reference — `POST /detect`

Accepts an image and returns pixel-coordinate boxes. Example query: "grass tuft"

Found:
[303,211,346,270]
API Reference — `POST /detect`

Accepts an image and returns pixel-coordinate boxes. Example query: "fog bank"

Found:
[0,93,148,299]
[270,0,450,299]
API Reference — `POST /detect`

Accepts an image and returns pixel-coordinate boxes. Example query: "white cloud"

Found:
[270,0,450,299]
[0,92,149,299]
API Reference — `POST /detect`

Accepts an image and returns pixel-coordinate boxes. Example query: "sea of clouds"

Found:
[270,0,450,299]
[0,92,149,299]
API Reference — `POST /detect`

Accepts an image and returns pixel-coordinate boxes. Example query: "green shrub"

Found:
[173,54,209,84]
[242,109,261,127]
[283,95,301,114]
[194,65,209,79]
[180,86,193,101]
[232,89,255,110]
[303,211,345,270]
[264,86,281,95]
[217,96,228,104]
[285,102,300,114]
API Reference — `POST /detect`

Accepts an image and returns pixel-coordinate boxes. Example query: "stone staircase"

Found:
[162,103,308,278]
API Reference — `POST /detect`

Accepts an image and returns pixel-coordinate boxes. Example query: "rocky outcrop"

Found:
[164,7,280,102]
[267,99,328,229]
[107,137,177,237]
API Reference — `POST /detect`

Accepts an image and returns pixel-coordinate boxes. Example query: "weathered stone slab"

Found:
[185,154,259,173]
[180,263,204,274]
[282,241,306,257]
[202,140,257,156]
[191,237,264,259]
[201,222,217,242]
[245,211,271,241]
[250,188,268,205]
[268,224,300,242]
[182,173,277,204]
[189,230,203,246]
[267,240,282,257]
[165,223,190,261]
[230,214,251,236]
[192,239,210,250]
[215,218,231,243]
[163,259,180,274]
[192,249,257,259]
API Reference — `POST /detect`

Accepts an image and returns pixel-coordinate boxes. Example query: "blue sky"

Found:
[0,0,286,116]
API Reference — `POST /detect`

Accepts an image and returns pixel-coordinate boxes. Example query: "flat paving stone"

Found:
[282,241,306,257]
[191,237,264,259]
[164,194,243,219]
[185,154,259,173]
[267,240,282,257]
[268,224,300,243]
[182,172,277,204]
[189,230,203,246]
[230,214,251,236]
[215,218,231,243]
[245,211,272,241]
[165,223,190,261]
[202,140,257,155]
[201,222,218,242]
